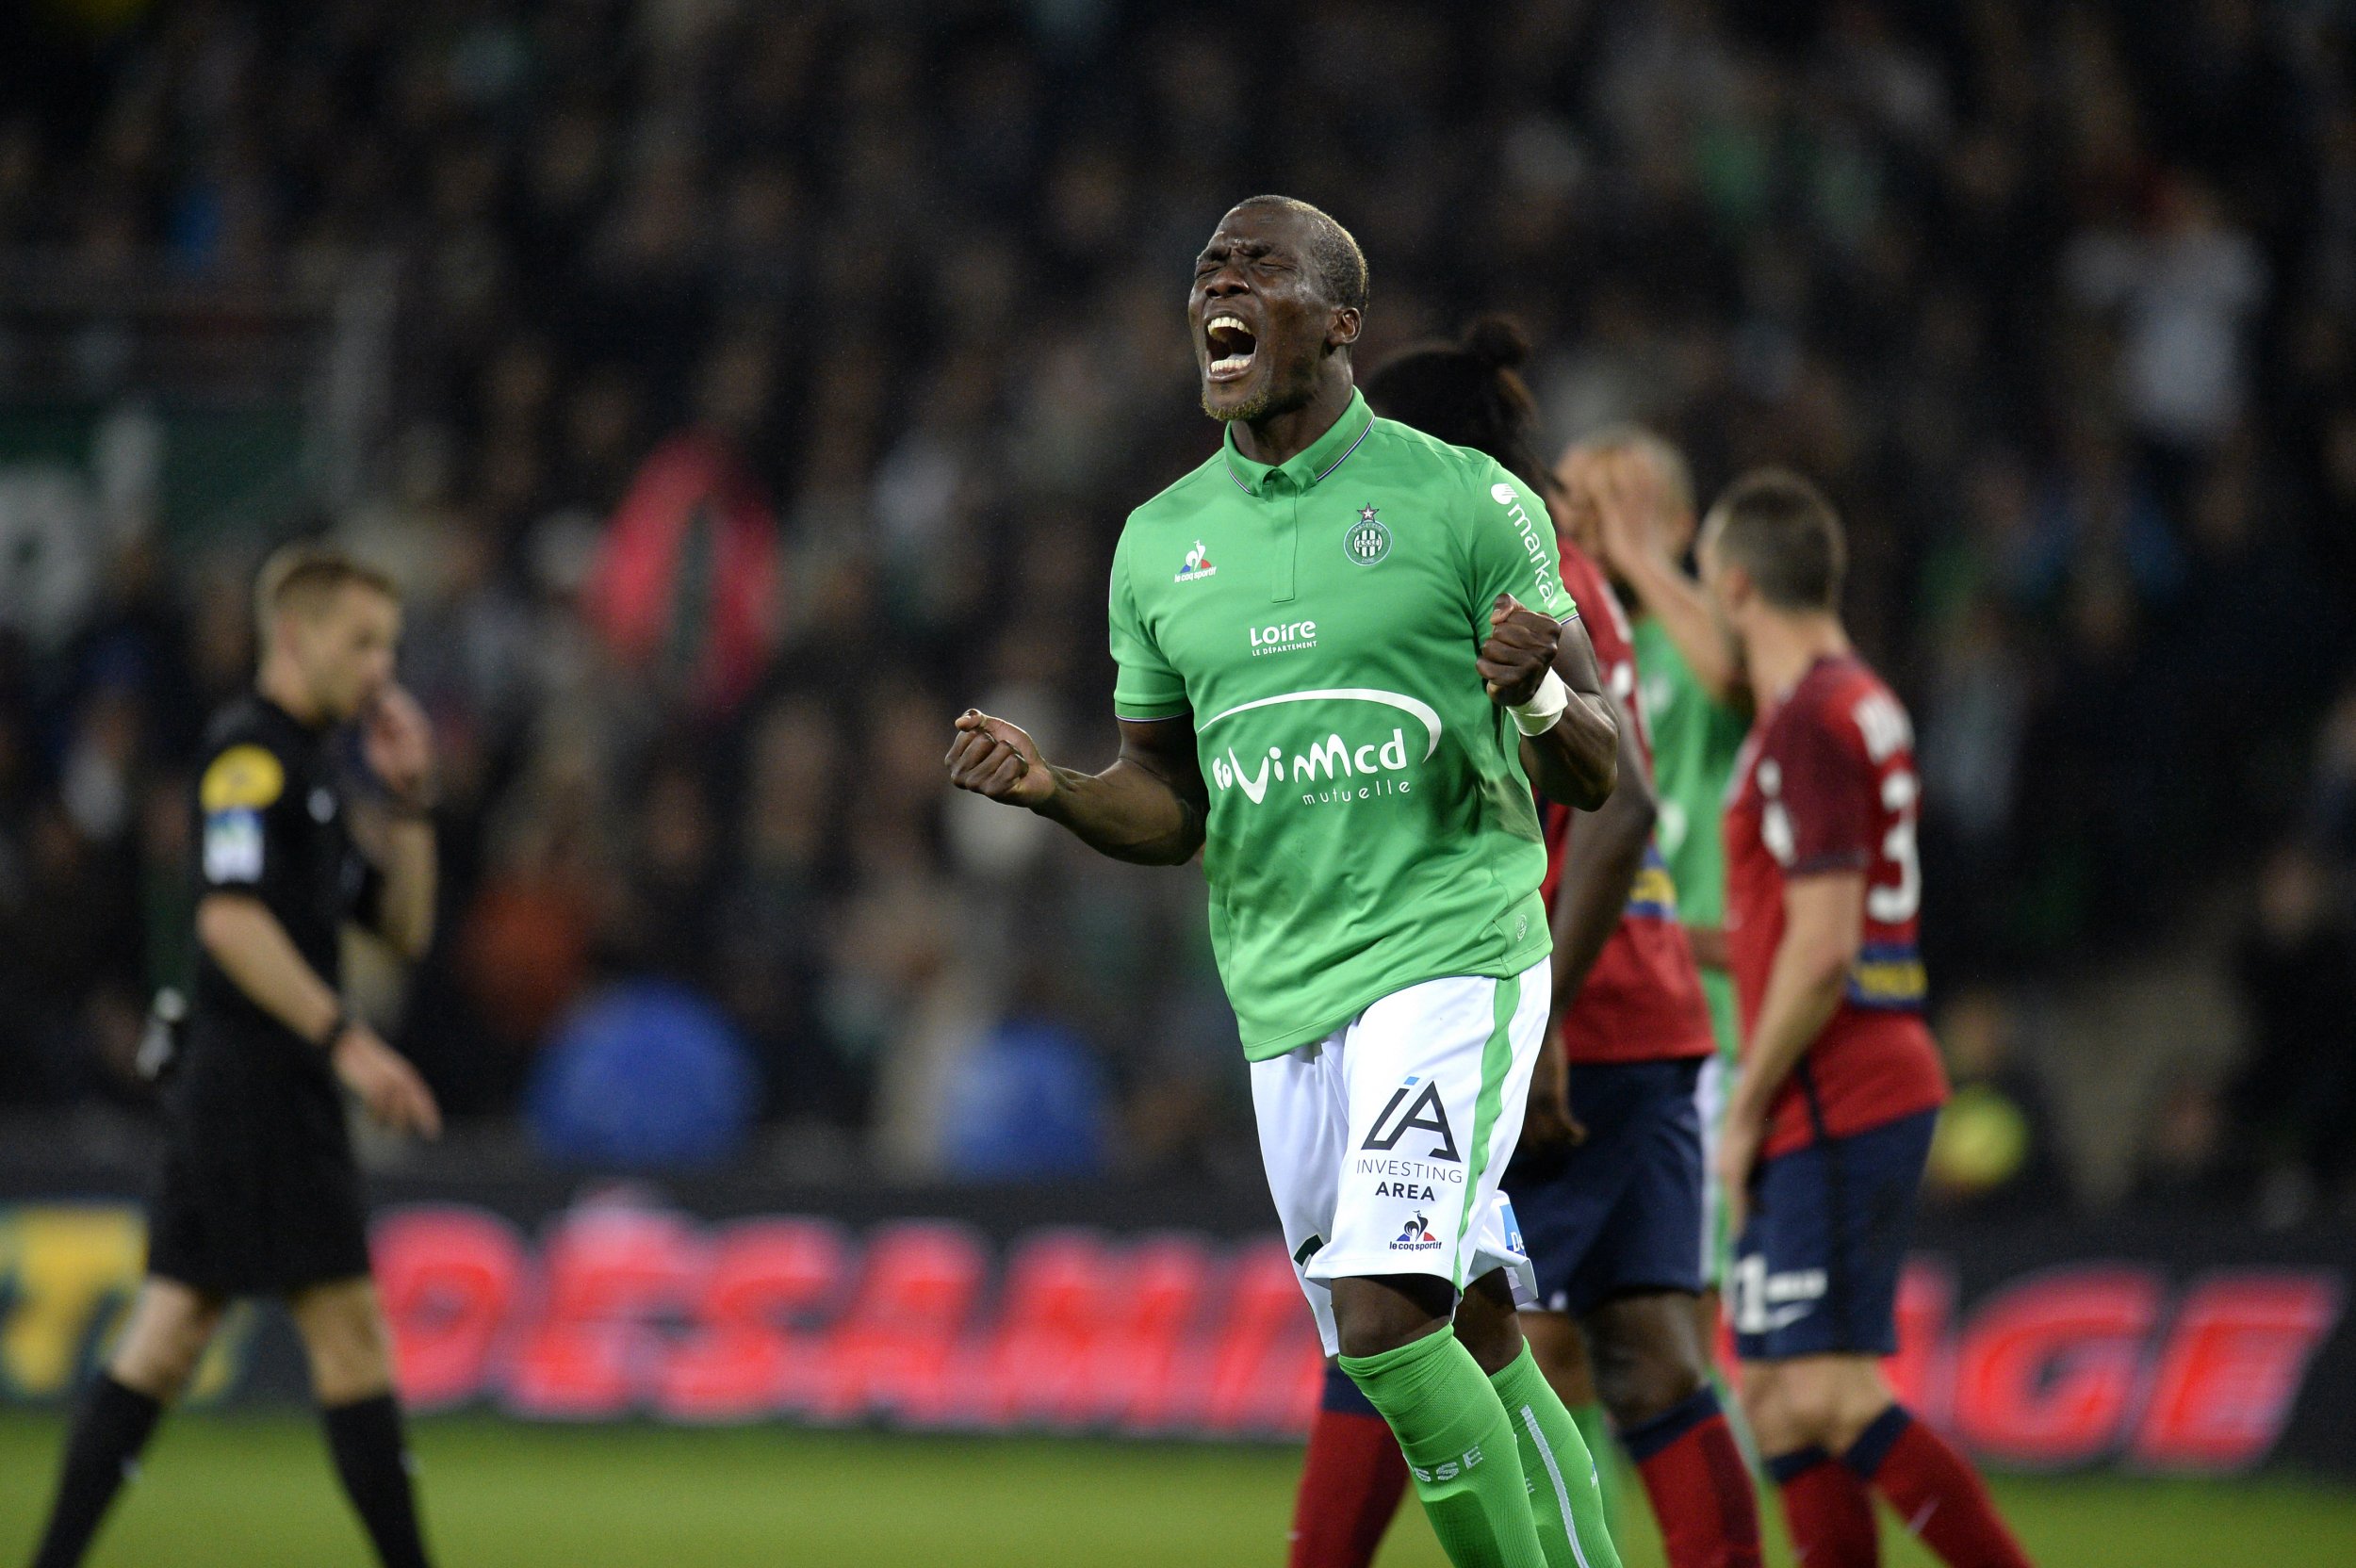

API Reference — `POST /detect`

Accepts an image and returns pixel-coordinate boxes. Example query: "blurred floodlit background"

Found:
[0,0,2349,1214]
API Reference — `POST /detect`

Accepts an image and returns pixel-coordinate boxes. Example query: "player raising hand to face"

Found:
[27,547,442,1568]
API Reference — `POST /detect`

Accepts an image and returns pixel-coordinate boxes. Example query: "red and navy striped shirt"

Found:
[1725,653,1948,1156]
[1539,540,1716,1067]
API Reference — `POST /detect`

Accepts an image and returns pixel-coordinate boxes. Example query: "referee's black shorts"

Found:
[145,1021,373,1297]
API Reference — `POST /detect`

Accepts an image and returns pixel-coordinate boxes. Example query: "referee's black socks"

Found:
[320,1392,434,1568]
[30,1373,163,1568]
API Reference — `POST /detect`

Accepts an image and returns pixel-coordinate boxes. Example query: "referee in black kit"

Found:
[29,547,443,1568]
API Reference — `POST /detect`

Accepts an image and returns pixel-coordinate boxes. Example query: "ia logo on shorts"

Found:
[1392,1212,1441,1251]
[1361,1074,1461,1163]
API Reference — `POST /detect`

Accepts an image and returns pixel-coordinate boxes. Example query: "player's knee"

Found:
[308,1341,393,1403]
[1332,1275,1455,1363]
[1521,1311,1590,1399]
[1737,1364,1806,1455]
[1595,1341,1705,1430]
[1819,1364,1896,1454]
[299,1306,392,1401]
[147,1331,215,1396]
[1451,1272,1525,1375]
[1587,1296,1709,1428]
[1454,1311,1523,1376]
[1335,1314,1424,1362]
[113,1287,227,1398]
[1333,1301,1442,1363]
[1754,1363,1845,1449]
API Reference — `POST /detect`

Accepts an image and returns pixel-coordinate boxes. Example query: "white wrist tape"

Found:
[1509,668,1570,736]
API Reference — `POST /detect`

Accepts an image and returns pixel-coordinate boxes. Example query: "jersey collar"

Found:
[254,690,332,739]
[1219,390,1375,498]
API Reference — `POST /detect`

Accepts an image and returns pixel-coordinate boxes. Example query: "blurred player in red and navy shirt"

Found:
[1283,321,1762,1568]
[1513,446,1766,1568]
[1702,470,2033,1568]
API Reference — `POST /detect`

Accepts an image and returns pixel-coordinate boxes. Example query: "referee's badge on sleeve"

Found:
[201,744,285,810]
[201,743,280,884]
[204,808,265,882]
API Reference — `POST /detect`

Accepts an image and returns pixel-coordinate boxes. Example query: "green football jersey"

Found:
[1628,614,1748,1061]
[1108,391,1579,1060]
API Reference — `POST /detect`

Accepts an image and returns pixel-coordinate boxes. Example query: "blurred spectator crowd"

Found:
[0,0,2351,1210]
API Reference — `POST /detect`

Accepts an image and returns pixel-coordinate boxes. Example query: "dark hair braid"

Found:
[1362,315,1554,496]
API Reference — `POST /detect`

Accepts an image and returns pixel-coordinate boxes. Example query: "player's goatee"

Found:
[1203,388,1266,422]
[1203,382,1309,424]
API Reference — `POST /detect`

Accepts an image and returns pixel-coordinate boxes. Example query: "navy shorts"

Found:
[1502,1057,1707,1317]
[1731,1108,1936,1361]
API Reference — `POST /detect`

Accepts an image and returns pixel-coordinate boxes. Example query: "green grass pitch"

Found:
[4,1413,2352,1566]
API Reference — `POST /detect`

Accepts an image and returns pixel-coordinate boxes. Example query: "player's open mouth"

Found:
[1205,315,1257,383]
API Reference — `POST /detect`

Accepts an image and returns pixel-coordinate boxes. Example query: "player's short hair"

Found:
[1364,316,1549,492]
[1572,423,1694,518]
[1703,468,1845,611]
[1232,194,1369,315]
[254,544,399,647]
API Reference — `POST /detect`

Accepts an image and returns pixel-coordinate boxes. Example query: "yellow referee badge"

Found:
[201,744,286,812]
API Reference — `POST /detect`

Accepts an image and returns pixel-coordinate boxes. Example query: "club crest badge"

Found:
[1346,505,1391,565]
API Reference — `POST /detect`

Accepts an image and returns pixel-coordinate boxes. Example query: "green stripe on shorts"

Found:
[1451,971,1521,1290]
[1700,968,1742,1285]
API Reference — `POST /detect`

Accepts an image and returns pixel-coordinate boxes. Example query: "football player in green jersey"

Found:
[949,196,1624,1568]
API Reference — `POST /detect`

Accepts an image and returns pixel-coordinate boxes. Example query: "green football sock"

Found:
[1341,1327,1548,1568]
[1489,1344,1624,1568]
[1570,1400,1626,1531]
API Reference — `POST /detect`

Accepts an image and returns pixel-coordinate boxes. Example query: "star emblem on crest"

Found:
[1358,505,1380,525]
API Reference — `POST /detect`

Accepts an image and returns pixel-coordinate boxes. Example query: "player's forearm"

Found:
[1621,548,1748,713]
[1520,694,1618,809]
[1731,933,1849,1118]
[374,817,436,959]
[195,895,344,1045]
[1518,621,1618,809]
[1684,923,1728,971]
[1546,736,1656,1020]
[1530,1028,1571,1120]
[1035,758,1207,865]
[1547,830,1645,1029]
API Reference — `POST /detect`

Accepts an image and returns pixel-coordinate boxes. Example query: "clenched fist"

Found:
[1479,593,1562,708]
[945,710,1057,808]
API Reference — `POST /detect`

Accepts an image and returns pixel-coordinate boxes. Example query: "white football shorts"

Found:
[1251,959,1548,1356]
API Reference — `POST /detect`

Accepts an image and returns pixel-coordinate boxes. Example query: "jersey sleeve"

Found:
[196,740,290,894]
[1555,543,1633,669]
[1763,701,1876,875]
[1107,537,1187,720]
[1464,462,1578,623]
[1557,542,1647,743]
